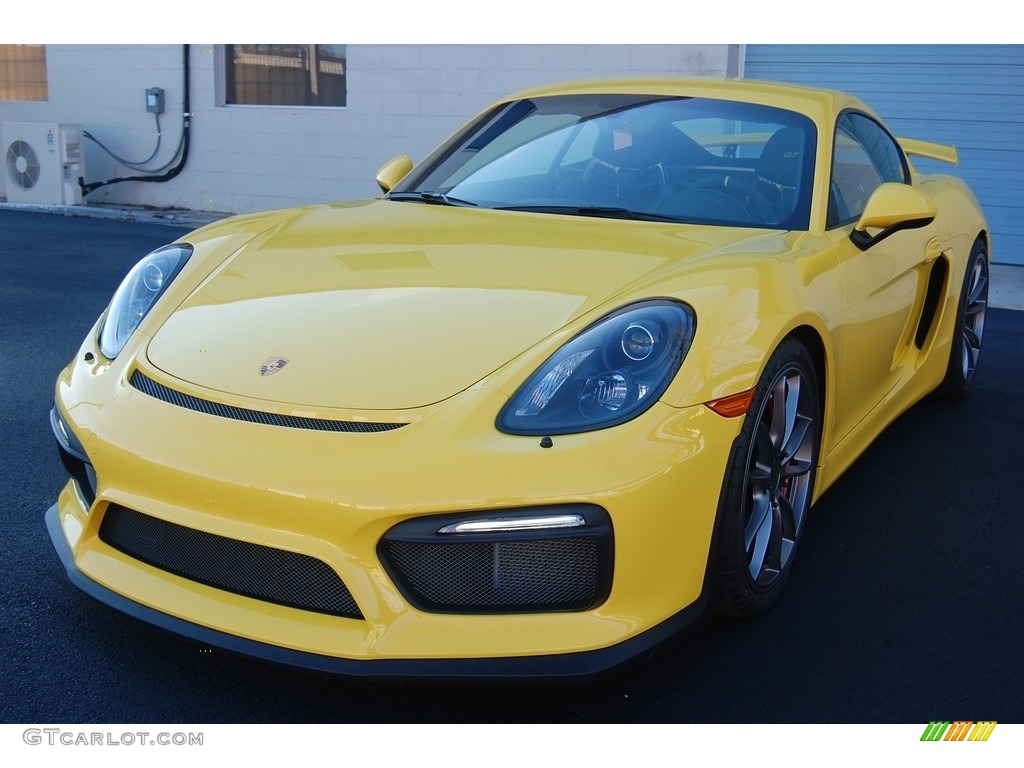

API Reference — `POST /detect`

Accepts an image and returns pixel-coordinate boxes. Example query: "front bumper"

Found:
[47,352,740,678]
[46,503,709,679]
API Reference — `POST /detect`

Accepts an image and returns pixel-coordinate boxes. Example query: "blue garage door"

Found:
[744,45,1024,265]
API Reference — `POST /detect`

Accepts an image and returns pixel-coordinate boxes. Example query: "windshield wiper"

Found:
[388,191,478,207]
[496,204,684,222]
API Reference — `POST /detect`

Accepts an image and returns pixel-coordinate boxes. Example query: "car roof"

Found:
[504,77,872,124]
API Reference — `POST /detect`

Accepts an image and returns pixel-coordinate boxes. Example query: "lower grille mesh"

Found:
[130,370,407,433]
[381,537,603,613]
[100,505,362,619]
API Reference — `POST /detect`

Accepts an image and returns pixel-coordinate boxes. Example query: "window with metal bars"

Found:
[224,45,346,107]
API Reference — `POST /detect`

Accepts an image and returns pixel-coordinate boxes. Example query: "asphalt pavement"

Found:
[2,209,1022,724]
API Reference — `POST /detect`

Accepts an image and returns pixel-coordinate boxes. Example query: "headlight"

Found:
[498,300,696,435]
[98,244,192,359]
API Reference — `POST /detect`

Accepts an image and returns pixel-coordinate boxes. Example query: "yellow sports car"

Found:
[47,77,989,678]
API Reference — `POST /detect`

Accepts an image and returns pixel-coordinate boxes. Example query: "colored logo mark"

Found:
[921,721,997,742]
[259,356,290,377]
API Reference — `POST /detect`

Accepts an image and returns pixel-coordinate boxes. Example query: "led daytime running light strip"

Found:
[437,514,586,534]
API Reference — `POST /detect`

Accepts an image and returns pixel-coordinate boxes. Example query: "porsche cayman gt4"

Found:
[47,78,989,678]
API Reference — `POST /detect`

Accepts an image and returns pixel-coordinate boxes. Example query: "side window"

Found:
[829,112,908,226]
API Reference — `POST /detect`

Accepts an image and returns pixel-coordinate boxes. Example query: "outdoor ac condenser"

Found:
[3,122,85,205]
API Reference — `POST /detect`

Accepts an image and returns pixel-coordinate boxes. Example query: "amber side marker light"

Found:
[706,389,756,418]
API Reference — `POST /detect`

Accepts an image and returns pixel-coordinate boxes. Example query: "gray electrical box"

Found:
[145,87,165,114]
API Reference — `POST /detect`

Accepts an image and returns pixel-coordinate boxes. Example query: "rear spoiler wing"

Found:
[899,138,958,166]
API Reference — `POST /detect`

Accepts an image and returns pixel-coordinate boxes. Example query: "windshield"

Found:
[391,94,816,230]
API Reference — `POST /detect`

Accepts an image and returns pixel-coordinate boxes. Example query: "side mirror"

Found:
[851,183,936,250]
[376,155,414,193]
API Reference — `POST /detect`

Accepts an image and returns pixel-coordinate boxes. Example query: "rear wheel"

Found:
[936,239,988,400]
[713,338,820,617]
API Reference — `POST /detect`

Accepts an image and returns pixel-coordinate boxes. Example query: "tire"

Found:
[713,338,821,617]
[935,239,988,400]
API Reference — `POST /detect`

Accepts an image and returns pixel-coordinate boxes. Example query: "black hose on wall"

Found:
[80,44,191,197]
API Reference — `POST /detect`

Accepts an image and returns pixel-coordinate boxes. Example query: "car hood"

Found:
[147,200,774,410]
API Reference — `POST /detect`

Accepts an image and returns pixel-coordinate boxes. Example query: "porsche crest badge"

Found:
[259,356,290,377]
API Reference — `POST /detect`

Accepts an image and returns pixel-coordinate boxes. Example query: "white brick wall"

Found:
[1,44,736,214]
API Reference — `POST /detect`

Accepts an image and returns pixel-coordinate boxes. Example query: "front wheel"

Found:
[713,338,821,617]
[935,239,988,400]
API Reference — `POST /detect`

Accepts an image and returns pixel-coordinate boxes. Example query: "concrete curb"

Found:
[0,201,229,229]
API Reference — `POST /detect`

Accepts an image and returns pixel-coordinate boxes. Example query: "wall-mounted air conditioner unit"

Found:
[3,122,85,205]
